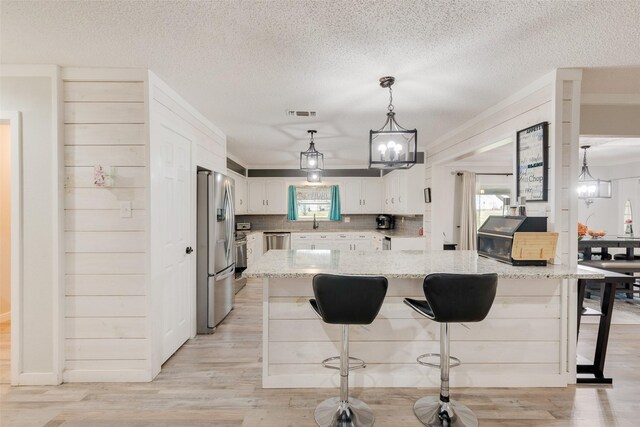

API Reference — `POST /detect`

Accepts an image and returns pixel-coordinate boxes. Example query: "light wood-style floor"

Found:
[0,319,9,384]
[2,280,640,426]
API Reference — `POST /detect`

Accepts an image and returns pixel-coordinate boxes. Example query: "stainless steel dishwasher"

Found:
[263,232,291,251]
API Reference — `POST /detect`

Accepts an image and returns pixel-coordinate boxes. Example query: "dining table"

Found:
[579,235,640,260]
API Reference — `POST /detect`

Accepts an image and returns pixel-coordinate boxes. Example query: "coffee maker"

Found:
[376,214,395,230]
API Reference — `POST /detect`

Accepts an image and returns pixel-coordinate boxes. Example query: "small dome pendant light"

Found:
[300,130,324,172]
[369,76,417,169]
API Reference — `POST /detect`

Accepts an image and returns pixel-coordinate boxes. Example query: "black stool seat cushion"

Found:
[421,273,498,323]
[310,274,388,325]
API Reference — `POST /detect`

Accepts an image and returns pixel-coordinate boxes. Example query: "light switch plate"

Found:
[344,217,350,223]
[120,201,132,218]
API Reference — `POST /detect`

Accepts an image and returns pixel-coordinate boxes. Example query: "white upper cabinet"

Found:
[228,170,248,214]
[383,165,425,215]
[340,178,383,214]
[265,180,285,213]
[341,180,362,214]
[247,179,286,214]
[361,179,383,213]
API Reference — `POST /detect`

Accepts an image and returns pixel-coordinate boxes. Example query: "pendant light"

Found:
[300,130,324,172]
[307,171,322,183]
[369,76,417,169]
[577,145,611,206]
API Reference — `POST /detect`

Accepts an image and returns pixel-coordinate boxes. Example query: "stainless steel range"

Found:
[234,222,251,294]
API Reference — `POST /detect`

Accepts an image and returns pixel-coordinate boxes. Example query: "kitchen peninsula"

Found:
[243,250,602,389]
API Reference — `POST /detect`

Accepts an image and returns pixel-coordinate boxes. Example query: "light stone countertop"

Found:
[243,249,604,279]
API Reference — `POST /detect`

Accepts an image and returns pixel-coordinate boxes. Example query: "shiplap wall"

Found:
[425,69,582,267]
[63,78,150,382]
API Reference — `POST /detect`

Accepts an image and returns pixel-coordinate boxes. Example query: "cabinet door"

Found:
[352,241,368,251]
[372,236,383,251]
[247,234,262,265]
[395,172,408,213]
[248,181,266,213]
[406,165,425,215]
[313,234,334,250]
[361,179,383,214]
[266,180,285,214]
[235,175,248,214]
[385,173,398,213]
[341,179,362,214]
[333,241,352,251]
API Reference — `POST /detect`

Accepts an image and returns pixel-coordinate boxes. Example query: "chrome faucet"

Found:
[313,214,319,230]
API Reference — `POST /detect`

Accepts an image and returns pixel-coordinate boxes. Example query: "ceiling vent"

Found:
[287,110,316,117]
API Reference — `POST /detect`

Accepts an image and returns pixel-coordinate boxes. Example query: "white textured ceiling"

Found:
[2,1,640,168]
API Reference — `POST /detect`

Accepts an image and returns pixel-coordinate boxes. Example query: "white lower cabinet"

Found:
[291,234,313,250]
[247,232,263,266]
[372,233,383,251]
[291,232,375,251]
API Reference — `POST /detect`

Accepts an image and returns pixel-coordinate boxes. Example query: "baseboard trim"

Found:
[63,369,152,383]
[17,372,60,385]
[0,311,10,323]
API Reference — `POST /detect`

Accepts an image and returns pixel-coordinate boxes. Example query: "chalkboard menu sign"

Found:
[516,122,548,202]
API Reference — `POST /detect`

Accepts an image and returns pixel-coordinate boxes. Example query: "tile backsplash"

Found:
[236,214,423,235]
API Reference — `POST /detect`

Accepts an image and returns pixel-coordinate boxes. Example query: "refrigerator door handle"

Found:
[216,265,235,281]
[224,180,235,264]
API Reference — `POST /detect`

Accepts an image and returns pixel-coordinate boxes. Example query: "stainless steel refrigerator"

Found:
[197,170,235,334]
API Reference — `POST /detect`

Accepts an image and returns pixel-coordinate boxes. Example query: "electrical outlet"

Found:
[120,201,132,218]
[344,216,350,223]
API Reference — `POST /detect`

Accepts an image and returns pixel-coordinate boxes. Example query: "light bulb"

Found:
[387,141,396,149]
[394,144,402,153]
[309,158,316,166]
[378,144,387,153]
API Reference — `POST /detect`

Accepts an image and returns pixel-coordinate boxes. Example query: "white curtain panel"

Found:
[459,171,477,250]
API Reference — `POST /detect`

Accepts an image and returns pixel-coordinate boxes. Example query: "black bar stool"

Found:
[404,273,498,427]
[309,273,388,427]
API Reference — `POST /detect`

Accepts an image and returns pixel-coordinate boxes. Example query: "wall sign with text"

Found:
[516,122,548,202]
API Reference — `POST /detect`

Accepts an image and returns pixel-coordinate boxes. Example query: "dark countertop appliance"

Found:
[376,214,394,230]
[478,216,548,266]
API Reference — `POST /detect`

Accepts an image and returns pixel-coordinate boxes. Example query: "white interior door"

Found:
[159,125,191,363]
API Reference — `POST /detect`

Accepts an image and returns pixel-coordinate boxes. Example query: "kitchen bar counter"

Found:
[243,249,602,280]
[247,250,600,389]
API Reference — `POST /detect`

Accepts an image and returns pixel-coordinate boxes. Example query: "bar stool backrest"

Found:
[313,274,388,325]
[423,273,498,323]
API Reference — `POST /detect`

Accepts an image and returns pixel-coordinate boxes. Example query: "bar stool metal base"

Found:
[314,397,375,427]
[414,396,478,427]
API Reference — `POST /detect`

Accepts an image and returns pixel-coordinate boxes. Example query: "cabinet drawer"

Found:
[335,233,352,240]
[292,234,312,240]
[354,233,370,240]
[316,234,334,240]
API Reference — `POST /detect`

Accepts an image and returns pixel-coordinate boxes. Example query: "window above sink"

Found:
[295,185,331,221]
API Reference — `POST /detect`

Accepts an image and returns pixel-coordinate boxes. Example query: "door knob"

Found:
[185,247,194,254]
